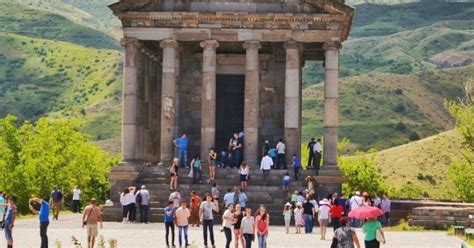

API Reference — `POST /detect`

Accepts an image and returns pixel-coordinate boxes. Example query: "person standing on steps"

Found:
[229,132,243,168]
[190,155,202,184]
[260,154,273,181]
[136,185,150,224]
[200,193,219,248]
[175,200,191,248]
[82,198,102,248]
[276,139,287,170]
[72,186,81,213]
[189,191,202,227]
[29,197,49,248]
[170,158,179,190]
[292,154,301,181]
[174,133,189,168]
[50,186,63,220]
[208,148,217,181]
[306,138,316,168]
[313,139,322,175]
[239,163,250,191]
[164,201,177,248]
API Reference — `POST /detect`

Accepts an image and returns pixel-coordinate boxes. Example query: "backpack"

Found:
[136,191,142,205]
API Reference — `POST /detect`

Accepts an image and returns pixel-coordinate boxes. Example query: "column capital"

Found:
[284,40,303,50]
[200,40,219,50]
[160,39,179,49]
[243,40,261,50]
[323,41,342,51]
[120,37,142,49]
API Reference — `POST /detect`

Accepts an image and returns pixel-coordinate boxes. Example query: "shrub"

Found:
[409,132,420,141]
[393,103,406,113]
[339,152,386,195]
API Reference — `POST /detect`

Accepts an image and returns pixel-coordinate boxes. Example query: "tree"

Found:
[446,80,474,202]
[0,115,119,213]
[339,150,387,195]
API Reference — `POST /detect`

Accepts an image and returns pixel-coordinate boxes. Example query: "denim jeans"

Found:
[224,227,232,248]
[257,233,267,248]
[303,214,313,233]
[232,149,241,168]
[40,221,49,248]
[165,222,175,246]
[178,225,189,246]
[178,149,187,168]
[243,233,253,248]
[139,204,149,223]
[203,220,215,246]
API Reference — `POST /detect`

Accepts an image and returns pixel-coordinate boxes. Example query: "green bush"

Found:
[339,152,387,195]
[0,115,119,213]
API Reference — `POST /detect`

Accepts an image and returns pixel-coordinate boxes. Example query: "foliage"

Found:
[388,219,425,232]
[0,115,119,213]
[339,151,387,195]
[446,81,474,202]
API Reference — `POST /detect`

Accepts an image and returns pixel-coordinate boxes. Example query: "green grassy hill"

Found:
[0,1,473,151]
[373,130,463,200]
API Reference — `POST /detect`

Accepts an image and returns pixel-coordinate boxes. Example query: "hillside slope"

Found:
[373,130,463,200]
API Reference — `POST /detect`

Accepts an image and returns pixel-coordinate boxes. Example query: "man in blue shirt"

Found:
[173,133,189,168]
[50,186,63,220]
[164,201,177,248]
[29,197,50,248]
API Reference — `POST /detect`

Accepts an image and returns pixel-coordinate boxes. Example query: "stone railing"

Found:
[409,207,474,229]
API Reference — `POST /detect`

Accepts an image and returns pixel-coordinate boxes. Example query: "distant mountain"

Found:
[0,1,473,152]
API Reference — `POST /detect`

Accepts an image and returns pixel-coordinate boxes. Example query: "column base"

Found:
[314,168,345,199]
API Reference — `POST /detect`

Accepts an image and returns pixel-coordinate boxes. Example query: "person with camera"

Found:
[82,198,102,248]
[29,197,50,248]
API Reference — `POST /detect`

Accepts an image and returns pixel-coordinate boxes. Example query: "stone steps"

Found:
[103,166,316,225]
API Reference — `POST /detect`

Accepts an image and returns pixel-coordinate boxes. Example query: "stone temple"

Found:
[104,0,354,222]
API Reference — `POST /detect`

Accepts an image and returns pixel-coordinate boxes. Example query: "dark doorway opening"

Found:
[215,75,245,152]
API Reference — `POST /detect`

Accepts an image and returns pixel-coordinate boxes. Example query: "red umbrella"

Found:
[348,206,384,219]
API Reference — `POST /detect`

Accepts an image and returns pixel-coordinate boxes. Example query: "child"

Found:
[290,191,298,209]
[282,202,292,234]
[211,183,221,201]
[294,202,303,234]
[282,173,290,192]
[292,154,301,181]
[218,149,227,168]
[190,155,202,184]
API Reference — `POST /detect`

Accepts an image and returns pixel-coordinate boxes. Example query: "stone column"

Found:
[120,38,142,162]
[160,39,179,164]
[322,41,341,169]
[200,40,219,161]
[284,41,302,164]
[243,41,261,166]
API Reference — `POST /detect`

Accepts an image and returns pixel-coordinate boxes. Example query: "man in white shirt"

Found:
[136,185,151,223]
[260,154,273,181]
[276,139,287,169]
[349,191,362,227]
[72,186,81,213]
[313,139,322,174]
[169,190,181,208]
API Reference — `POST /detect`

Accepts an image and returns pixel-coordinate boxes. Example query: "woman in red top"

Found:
[330,199,344,230]
[256,206,269,248]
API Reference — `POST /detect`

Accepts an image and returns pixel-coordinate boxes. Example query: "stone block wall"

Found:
[409,207,474,229]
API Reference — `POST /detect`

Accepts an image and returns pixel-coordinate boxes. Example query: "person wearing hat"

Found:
[318,199,331,240]
[282,202,292,234]
[136,185,150,223]
[293,202,303,234]
[362,192,372,207]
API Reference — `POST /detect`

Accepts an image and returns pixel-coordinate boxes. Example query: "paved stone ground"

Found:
[10,214,463,248]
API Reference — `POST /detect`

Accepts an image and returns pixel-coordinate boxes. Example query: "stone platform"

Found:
[103,164,328,225]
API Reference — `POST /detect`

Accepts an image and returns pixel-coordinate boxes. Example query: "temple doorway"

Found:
[215,74,245,151]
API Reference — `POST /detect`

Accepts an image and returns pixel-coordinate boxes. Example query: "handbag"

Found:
[83,206,94,225]
[376,229,385,244]
[187,169,193,178]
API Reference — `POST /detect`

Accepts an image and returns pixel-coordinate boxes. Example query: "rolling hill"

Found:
[0,0,473,152]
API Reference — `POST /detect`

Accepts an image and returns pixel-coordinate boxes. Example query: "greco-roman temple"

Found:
[104,0,354,222]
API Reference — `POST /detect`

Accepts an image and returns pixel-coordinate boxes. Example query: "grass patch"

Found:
[386,219,425,232]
